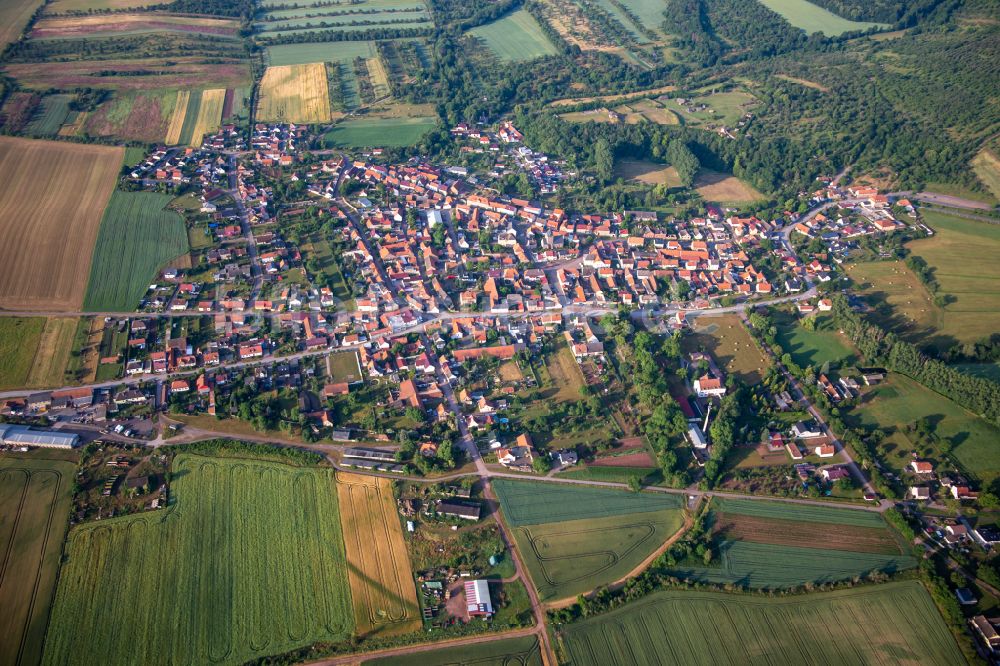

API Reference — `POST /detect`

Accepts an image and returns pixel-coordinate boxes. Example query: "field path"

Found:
[305,626,540,665]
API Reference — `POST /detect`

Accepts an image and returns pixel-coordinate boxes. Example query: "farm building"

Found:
[0,424,79,448]
[438,500,481,520]
[342,447,395,462]
[465,579,494,617]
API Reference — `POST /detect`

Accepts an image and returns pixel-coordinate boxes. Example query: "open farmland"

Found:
[0,137,122,311]
[845,259,942,346]
[175,88,226,146]
[0,0,44,51]
[559,582,963,665]
[905,210,1000,348]
[614,159,681,187]
[0,454,76,666]
[83,90,178,143]
[337,473,420,637]
[324,115,437,147]
[43,0,160,12]
[694,169,764,204]
[24,318,79,388]
[82,191,188,312]
[6,57,251,91]
[468,10,558,62]
[257,63,332,124]
[847,373,1000,483]
[43,454,354,666]
[684,315,771,384]
[30,13,240,39]
[0,318,45,390]
[26,94,72,136]
[369,635,543,666]
[665,498,914,587]
[493,479,682,527]
[756,0,887,35]
[972,148,1000,201]
[515,509,685,601]
[267,40,376,66]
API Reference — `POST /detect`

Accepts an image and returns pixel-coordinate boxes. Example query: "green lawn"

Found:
[82,191,188,312]
[847,373,1000,483]
[0,454,76,666]
[43,454,353,666]
[467,9,558,62]
[369,635,542,666]
[774,312,857,369]
[756,0,887,35]
[0,317,44,389]
[514,509,685,601]
[560,582,962,665]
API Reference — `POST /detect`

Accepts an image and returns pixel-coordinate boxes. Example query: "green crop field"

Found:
[468,10,558,62]
[493,479,682,527]
[557,465,662,485]
[0,454,76,666]
[756,0,887,36]
[664,497,913,587]
[369,635,543,666]
[774,311,857,369]
[617,0,669,37]
[0,317,45,389]
[26,94,71,136]
[515,509,685,601]
[43,454,353,666]
[82,191,188,312]
[323,116,437,147]
[559,582,963,665]
[846,373,1000,483]
[268,40,376,66]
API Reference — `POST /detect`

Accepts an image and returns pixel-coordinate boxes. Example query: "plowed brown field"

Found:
[0,137,122,310]
[713,512,901,555]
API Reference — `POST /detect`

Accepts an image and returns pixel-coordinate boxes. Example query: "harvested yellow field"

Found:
[25,317,77,388]
[972,149,1000,201]
[257,63,331,124]
[337,472,420,637]
[0,137,122,311]
[366,57,391,99]
[695,169,765,203]
[164,90,190,144]
[188,88,225,146]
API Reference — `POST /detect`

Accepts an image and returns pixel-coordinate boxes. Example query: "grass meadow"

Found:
[684,315,771,384]
[847,373,1000,483]
[43,454,354,666]
[83,191,187,312]
[972,149,1000,201]
[517,509,685,601]
[267,40,376,66]
[323,115,437,147]
[773,311,857,369]
[468,10,558,62]
[0,454,76,666]
[559,582,962,665]
[0,317,45,389]
[756,0,887,35]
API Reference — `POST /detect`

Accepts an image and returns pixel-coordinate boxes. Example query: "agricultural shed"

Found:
[438,500,481,520]
[465,580,493,617]
[0,424,79,448]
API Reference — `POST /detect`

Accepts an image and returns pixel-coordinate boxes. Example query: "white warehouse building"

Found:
[0,424,80,449]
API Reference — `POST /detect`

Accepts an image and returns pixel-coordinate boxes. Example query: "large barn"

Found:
[465,579,493,617]
[0,424,79,449]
